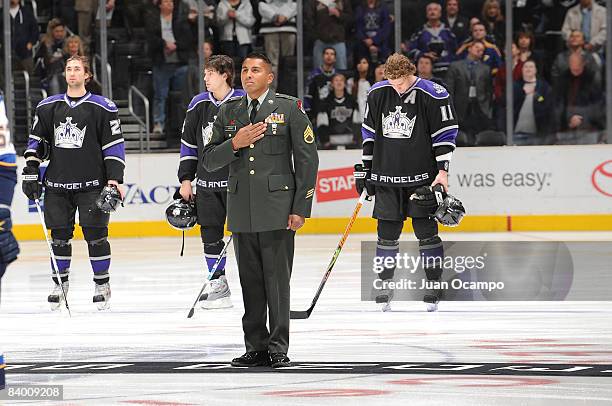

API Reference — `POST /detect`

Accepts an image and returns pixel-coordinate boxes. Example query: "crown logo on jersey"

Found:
[382,106,416,139]
[432,82,446,94]
[54,117,86,149]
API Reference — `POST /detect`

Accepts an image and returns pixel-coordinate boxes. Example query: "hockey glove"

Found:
[22,164,42,201]
[409,186,440,217]
[354,164,375,197]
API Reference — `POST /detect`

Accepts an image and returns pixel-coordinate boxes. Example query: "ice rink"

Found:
[2,232,612,405]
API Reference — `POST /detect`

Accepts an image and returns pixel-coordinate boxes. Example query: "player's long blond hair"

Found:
[383,53,416,80]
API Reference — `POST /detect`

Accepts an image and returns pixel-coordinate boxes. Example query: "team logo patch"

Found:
[54,117,86,148]
[303,126,315,144]
[265,113,285,124]
[202,116,216,146]
[432,82,446,94]
[382,106,416,139]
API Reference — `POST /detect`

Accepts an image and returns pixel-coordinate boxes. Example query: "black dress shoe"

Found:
[231,351,270,367]
[270,353,291,368]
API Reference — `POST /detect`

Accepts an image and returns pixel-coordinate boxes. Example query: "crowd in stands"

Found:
[0,0,608,148]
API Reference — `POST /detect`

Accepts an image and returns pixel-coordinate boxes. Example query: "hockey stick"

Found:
[187,234,233,318]
[290,190,368,319]
[34,199,71,317]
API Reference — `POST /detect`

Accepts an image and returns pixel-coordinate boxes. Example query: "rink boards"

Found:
[9,145,612,239]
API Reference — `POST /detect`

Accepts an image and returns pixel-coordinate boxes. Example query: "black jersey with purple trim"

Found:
[361,78,458,187]
[24,92,125,191]
[178,88,245,190]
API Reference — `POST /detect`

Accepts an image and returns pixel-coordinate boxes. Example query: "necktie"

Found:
[250,99,259,123]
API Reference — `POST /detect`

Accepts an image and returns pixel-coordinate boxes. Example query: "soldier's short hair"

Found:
[205,55,234,87]
[65,55,92,84]
[244,52,273,70]
[383,53,416,80]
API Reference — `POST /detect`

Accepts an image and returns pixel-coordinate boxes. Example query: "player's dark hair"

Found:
[65,55,92,84]
[205,55,234,87]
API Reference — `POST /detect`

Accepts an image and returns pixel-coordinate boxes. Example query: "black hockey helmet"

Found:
[165,199,197,231]
[434,193,466,227]
[95,185,123,213]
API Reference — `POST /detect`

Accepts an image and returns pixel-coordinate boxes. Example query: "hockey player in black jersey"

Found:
[22,56,125,311]
[354,53,458,312]
[178,55,245,309]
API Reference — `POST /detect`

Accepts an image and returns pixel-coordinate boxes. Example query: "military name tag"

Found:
[224,125,237,132]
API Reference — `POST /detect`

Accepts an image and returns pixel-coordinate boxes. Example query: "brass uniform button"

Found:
[250,170,255,175]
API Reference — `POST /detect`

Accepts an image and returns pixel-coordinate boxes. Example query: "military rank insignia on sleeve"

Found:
[303,126,315,144]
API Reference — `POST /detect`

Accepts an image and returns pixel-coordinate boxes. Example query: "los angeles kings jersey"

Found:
[24,93,125,191]
[361,78,458,187]
[178,88,245,190]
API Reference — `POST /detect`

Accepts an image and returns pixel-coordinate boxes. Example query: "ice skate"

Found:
[372,282,394,312]
[93,282,111,310]
[199,275,232,309]
[48,281,69,311]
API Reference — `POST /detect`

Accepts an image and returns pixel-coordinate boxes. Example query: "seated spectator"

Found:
[347,57,374,125]
[216,0,255,60]
[64,35,85,58]
[446,40,493,145]
[305,47,338,121]
[354,0,392,64]
[493,41,522,103]
[307,0,353,70]
[0,0,39,73]
[561,0,606,53]
[553,52,604,145]
[515,31,545,73]
[416,54,445,86]
[38,19,68,95]
[513,60,553,145]
[145,0,194,135]
[552,30,601,88]
[259,0,297,90]
[481,0,504,46]
[374,62,385,82]
[456,22,503,77]
[316,73,360,149]
[443,0,470,44]
[406,2,457,77]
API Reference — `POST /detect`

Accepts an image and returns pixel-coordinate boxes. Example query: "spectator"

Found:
[416,54,445,86]
[373,62,385,82]
[259,0,297,90]
[38,19,68,95]
[513,60,554,145]
[184,0,217,39]
[347,56,374,124]
[305,47,337,121]
[316,73,360,149]
[456,22,503,77]
[64,35,85,57]
[443,0,470,44]
[551,30,600,88]
[354,0,392,64]
[446,40,493,144]
[481,0,504,46]
[75,0,115,55]
[406,2,457,77]
[216,0,255,59]
[307,0,353,70]
[561,0,607,53]
[145,0,194,135]
[493,41,522,103]
[554,52,604,145]
[515,31,545,73]
[0,0,39,73]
